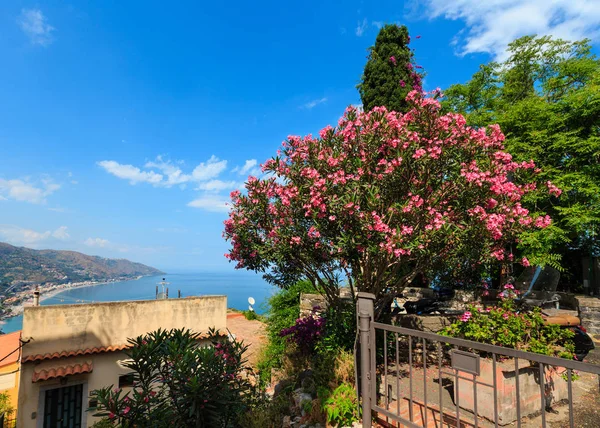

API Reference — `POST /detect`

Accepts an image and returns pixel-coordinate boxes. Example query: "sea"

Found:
[0,271,276,334]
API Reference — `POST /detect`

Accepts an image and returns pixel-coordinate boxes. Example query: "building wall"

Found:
[0,330,22,416]
[20,296,227,358]
[17,296,227,427]
[18,351,128,427]
[0,361,20,414]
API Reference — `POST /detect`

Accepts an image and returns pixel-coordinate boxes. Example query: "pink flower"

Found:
[389,56,397,65]
[400,80,406,87]
[329,215,336,221]
[522,257,530,267]
[547,181,562,197]
[123,406,131,415]
[460,311,472,322]
[502,313,510,320]
[290,236,301,245]
[413,148,426,159]
[534,215,552,228]
[109,412,116,420]
[504,283,514,290]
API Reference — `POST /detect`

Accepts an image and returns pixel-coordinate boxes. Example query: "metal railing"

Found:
[356,292,600,428]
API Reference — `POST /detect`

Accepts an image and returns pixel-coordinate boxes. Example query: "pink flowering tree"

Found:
[224,90,557,312]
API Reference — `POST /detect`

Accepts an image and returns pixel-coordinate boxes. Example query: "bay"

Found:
[1,271,275,333]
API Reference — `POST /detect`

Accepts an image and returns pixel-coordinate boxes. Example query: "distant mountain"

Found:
[0,242,164,287]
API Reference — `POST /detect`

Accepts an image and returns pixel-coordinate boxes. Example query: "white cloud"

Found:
[52,226,70,240]
[232,159,262,177]
[97,160,163,185]
[0,178,60,204]
[355,18,368,36]
[196,180,240,192]
[84,237,109,248]
[187,196,230,213]
[0,225,68,246]
[302,97,328,110]
[18,8,55,46]
[372,21,384,29]
[144,156,191,187]
[425,0,600,59]
[99,155,229,187]
[191,155,228,181]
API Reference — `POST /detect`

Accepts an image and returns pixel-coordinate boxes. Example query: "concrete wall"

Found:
[21,296,227,358]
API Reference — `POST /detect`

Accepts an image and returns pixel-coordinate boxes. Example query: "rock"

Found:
[274,379,292,397]
[293,388,313,409]
[282,415,291,428]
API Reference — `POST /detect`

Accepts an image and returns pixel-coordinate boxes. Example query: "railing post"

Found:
[358,292,375,428]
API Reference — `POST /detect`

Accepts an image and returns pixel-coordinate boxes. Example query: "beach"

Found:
[0,277,143,322]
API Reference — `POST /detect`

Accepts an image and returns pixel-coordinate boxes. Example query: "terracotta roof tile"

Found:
[23,344,131,363]
[33,361,93,382]
[22,334,216,363]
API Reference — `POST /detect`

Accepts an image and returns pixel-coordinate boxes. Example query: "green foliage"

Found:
[318,383,360,427]
[442,297,575,359]
[91,328,259,427]
[316,300,356,355]
[92,419,115,428]
[443,35,600,278]
[358,24,421,113]
[242,310,260,321]
[237,393,291,428]
[0,392,13,417]
[257,280,316,382]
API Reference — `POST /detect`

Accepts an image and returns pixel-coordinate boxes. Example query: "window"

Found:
[118,373,135,388]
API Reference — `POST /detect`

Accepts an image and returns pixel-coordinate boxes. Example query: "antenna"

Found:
[248,297,255,312]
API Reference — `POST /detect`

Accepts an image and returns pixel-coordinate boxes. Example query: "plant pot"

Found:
[455,358,568,425]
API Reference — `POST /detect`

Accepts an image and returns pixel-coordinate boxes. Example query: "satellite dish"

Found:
[248,297,256,305]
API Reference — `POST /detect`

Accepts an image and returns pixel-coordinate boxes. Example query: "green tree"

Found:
[443,36,600,284]
[91,328,259,427]
[358,24,422,113]
[224,91,554,317]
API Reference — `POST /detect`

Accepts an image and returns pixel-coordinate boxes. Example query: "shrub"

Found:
[317,300,356,354]
[257,280,316,381]
[242,310,259,321]
[442,284,575,359]
[319,383,361,427]
[91,328,259,427]
[280,312,325,355]
[0,392,13,417]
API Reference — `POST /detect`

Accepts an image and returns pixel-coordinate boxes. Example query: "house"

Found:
[0,331,22,418]
[17,296,227,428]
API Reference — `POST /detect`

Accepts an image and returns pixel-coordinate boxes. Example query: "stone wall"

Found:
[577,296,600,335]
[299,288,353,316]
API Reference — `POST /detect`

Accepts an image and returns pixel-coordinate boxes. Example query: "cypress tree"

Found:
[358,24,422,113]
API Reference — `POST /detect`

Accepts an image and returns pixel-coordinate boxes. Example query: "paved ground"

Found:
[226,312,266,368]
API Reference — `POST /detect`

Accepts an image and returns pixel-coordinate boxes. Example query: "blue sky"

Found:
[1,1,599,271]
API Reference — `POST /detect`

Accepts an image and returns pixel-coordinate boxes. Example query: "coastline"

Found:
[0,276,148,324]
